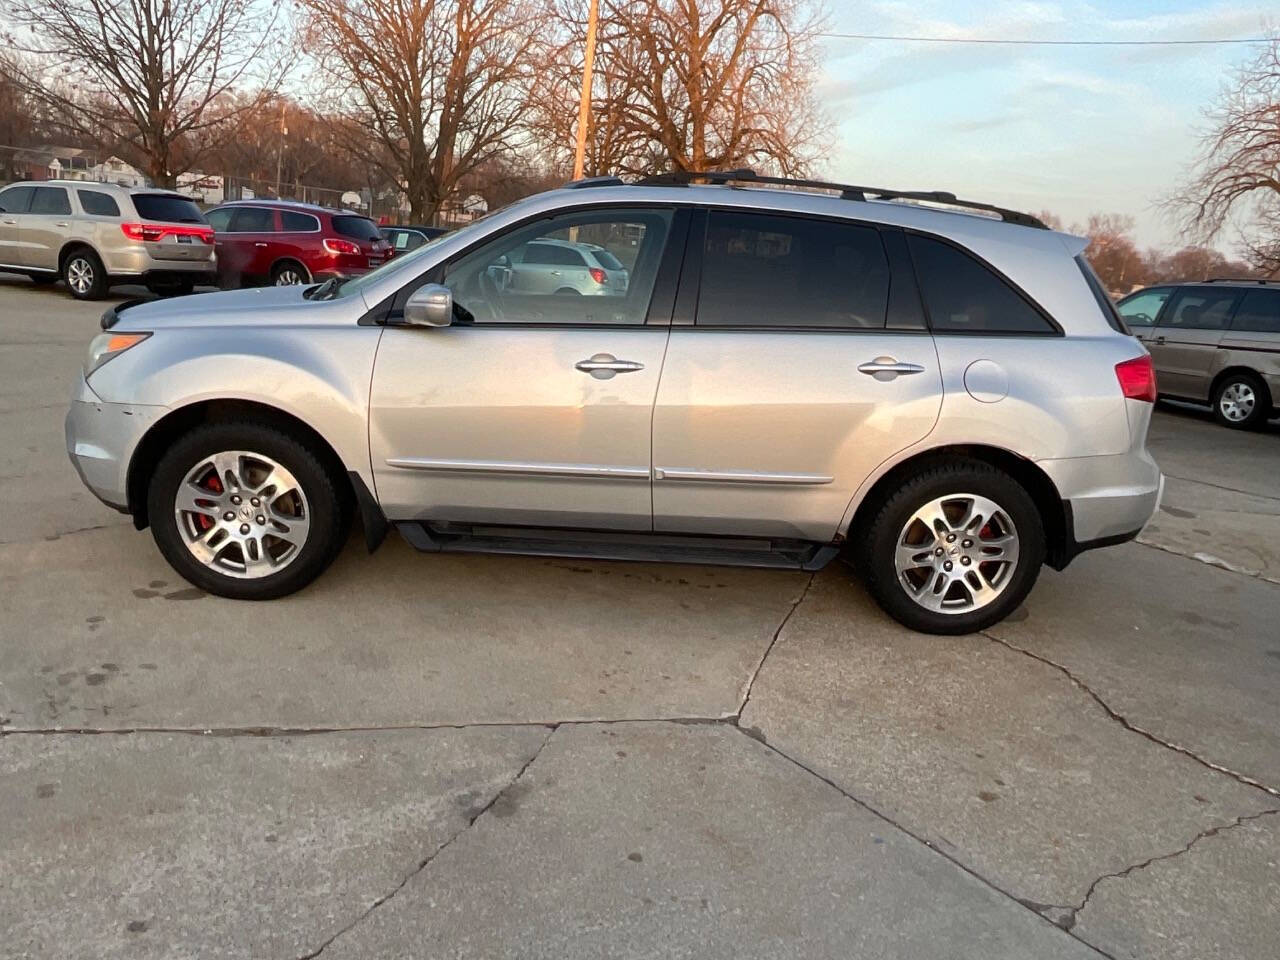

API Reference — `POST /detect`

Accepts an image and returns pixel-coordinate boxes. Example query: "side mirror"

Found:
[403,283,453,328]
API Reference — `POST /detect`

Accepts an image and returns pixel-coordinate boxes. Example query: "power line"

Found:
[816,32,1277,47]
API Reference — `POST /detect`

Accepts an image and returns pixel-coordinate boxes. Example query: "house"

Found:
[86,156,148,188]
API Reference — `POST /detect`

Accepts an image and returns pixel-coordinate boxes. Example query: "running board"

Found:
[395,522,840,571]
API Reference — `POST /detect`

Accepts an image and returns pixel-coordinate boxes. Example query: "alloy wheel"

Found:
[894,493,1020,614]
[1219,381,1255,423]
[173,450,310,578]
[275,268,305,285]
[67,257,94,296]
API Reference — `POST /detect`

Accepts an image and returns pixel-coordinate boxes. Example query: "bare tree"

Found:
[5,0,288,186]
[1171,37,1280,276]
[536,0,825,177]
[296,0,541,222]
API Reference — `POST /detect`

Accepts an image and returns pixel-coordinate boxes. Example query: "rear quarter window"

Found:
[1227,288,1280,334]
[132,194,205,223]
[77,190,121,217]
[332,215,381,241]
[908,234,1056,334]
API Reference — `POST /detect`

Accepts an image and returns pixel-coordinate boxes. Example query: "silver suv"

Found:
[501,237,630,296]
[0,180,215,299]
[65,170,1162,634]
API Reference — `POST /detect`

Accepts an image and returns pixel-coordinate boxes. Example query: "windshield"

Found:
[321,196,535,300]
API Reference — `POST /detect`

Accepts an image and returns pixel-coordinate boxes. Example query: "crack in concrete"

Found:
[0,520,130,547]
[1062,808,1280,932]
[1134,537,1280,586]
[1160,472,1280,503]
[982,631,1280,799]
[296,724,556,960]
[728,724,1114,959]
[732,572,816,720]
[0,717,726,737]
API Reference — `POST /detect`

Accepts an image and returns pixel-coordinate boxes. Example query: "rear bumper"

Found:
[101,244,216,278]
[1039,450,1163,569]
[65,374,165,512]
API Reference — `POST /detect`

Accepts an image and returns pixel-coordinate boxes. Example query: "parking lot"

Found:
[1,275,1278,959]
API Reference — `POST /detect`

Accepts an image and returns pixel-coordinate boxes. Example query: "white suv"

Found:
[0,180,216,299]
[66,170,1162,633]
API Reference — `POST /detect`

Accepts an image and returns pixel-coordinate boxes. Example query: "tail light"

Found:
[589,267,608,284]
[121,223,214,244]
[1115,354,1157,403]
[323,237,361,255]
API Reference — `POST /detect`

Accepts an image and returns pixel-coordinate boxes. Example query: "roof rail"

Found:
[1204,277,1272,284]
[636,168,1048,229]
[563,175,626,189]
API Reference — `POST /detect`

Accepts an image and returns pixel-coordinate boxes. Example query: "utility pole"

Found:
[571,0,599,181]
[275,99,286,198]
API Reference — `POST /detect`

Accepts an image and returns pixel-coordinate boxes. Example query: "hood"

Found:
[103,284,335,331]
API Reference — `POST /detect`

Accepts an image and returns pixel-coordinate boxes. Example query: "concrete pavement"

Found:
[1,275,1278,959]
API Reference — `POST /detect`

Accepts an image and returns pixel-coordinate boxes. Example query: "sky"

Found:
[817,1,1275,251]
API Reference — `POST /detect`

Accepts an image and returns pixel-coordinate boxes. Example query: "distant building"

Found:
[87,156,147,188]
[177,171,224,204]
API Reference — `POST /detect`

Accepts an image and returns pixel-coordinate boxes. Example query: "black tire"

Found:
[27,273,56,286]
[858,458,1045,635]
[270,260,310,286]
[1211,371,1271,430]
[147,421,350,600]
[62,248,108,300]
[554,287,582,295]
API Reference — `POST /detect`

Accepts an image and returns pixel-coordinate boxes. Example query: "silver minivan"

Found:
[0,180,216,299]
[66,170,1162,634]
[1118,280,1280,429]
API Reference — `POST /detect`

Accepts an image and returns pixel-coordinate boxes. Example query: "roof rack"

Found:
[1204,277,1273,284]
[563,175,626,189]
[636,168,1049,229]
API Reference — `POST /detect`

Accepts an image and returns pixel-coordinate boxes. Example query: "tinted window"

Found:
[227,207,274,232]
[281,211,319,232]
[204,207,233,231]
[592,249,625,271]
[1117,287,1171,328]
[441,208,672,325]
[522,242,584,266]
[77,190,120,217]
[332,215,381,241]
[698,211,890,329]
[1160,289,1238,330]
[389,229,424,251]
[0,185,34,214]
[909,234,1054,333]
[132,194,204,223]
[1230,289,1280,334]
[30,187,71,215]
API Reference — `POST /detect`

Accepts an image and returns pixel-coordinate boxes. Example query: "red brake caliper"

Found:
[197,472,223,531]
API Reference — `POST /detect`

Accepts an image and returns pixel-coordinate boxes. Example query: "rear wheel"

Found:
[147,422,349,600]
[62,249,108,300]
[1212,372,1270,430]
[271,261,309,286]
[859,458,1044,634]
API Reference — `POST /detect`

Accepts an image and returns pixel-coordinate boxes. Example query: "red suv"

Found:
[205,200,390,287]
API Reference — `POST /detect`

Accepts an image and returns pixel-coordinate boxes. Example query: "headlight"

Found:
[84,332,150,377]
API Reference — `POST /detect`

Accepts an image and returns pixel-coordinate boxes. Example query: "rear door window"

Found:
[332,215,381,241]
[696,211,891,329]
[228,207,275,232]
[30,187,71,215]
[132,194,205,223]
[1229,289,1280,334]
[1159,288,1239,330]
[908,234,1055,334]
[204,207,234,231]
[77,190,121,217]
[0,185,35,214]
[281,211,319,232]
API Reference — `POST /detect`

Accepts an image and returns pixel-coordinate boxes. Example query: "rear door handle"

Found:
[254,242,268,248]
[576,354,645,379]
[1154,336,1165,344]
[54,221,69,227]
[858,357,926,379]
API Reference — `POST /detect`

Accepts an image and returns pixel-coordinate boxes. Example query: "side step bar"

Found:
[395,522,840,572]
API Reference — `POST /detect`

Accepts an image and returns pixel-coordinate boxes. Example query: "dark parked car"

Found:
[205,200,390,287]
[381,224,448,257]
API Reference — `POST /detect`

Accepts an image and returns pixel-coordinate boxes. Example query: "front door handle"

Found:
[54,221,69,227]
[576,353,645,379]
[858,357,926,380]
[254,242,268,248]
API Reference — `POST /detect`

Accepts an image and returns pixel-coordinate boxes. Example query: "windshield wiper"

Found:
[306,277,341,300]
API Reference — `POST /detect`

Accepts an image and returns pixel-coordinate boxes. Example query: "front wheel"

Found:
[859,458,1045,635]
[147,422,350,600]
[1212,372,1271,430]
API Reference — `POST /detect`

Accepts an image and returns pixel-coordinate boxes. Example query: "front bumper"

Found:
[65,374,166,512]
